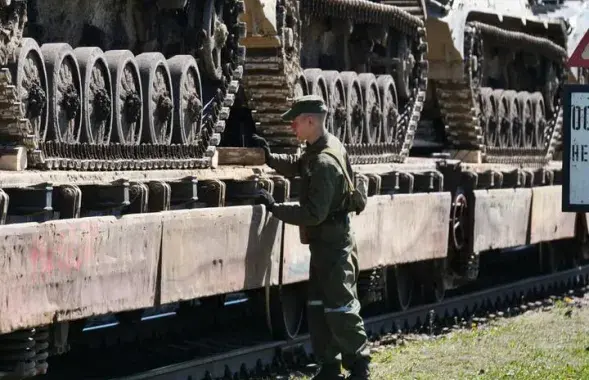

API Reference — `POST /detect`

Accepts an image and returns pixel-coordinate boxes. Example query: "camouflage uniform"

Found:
[253,95,371,379]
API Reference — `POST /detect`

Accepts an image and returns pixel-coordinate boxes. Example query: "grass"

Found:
[292,297,589,379]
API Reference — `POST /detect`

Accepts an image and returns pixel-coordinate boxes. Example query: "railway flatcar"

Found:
[0,0,587,378]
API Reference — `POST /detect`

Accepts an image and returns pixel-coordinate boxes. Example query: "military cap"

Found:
[281,94,328,122]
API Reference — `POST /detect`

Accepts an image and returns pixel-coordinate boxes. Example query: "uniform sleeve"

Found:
[267,153,301,177]
[271,155,337,226]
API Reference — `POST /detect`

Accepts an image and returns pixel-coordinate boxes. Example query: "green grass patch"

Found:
[291,299,589,379]
[368,301,589,379]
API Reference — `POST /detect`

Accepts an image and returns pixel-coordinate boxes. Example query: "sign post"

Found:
[562,84,589,212]
[562,29,589,212]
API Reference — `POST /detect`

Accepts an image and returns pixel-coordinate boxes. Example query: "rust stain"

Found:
[30,221,101,273]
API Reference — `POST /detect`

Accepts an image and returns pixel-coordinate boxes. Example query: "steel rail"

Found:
[109,264,589,380]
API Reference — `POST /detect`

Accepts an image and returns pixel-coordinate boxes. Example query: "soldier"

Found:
[252,95,371,380]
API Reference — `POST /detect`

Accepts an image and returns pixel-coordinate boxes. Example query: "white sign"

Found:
[563,85,589,212]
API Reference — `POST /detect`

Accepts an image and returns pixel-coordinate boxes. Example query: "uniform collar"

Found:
[305,132,329,154]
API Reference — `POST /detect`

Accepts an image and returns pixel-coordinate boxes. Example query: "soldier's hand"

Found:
[251,134,271,162]
[254,188,275,211]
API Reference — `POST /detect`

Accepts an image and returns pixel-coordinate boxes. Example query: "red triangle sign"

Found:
[568,29,589,68]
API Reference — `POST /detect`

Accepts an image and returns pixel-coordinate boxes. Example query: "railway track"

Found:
[42,256,589,380]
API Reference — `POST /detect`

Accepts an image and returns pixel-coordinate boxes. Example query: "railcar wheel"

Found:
[577,217,589,264]
[268,283,305,340]
[450,191,479,281]
[539,241,568,274]
[41,43,82,148]
[74,47,113,146]
[167,55,203,145]
[538,236,583,274]
[565,215,589,268]
[385,264,413,311]
[10,38,48,145]
[465,252,480,281]
[422,258,447,304]
[451,193,467,251]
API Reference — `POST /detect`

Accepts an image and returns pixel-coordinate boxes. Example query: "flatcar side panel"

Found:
[160,205,281,304]
[353,192,451,270]
[473,188,532,252]
[0,214,162,334]
[281,219,311,285]
[530,186,576,244]
[281,192,451,284]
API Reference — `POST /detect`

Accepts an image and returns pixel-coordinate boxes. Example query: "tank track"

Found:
[242,0,428,165]
[0,0,246,171]
[435,20,567,164]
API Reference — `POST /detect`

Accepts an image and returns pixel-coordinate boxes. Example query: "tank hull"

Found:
[423,0,569,164]
[531,0,589,84]
[0,0,246,171]
[240,0,429,164]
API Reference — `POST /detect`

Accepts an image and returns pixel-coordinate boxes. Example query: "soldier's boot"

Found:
[311,363,344,380]
[345,357,370,380]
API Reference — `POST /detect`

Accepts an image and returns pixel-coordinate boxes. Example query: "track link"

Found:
[381,0,426,20]
[0,0,246,171]
[242,0,428,165]
[435,20,567,164]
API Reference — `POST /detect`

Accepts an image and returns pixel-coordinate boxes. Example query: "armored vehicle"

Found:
[0,0,246,170]
[421,0,571,164]
[530,0,589,85]
[0,0,576,169]
[241,0,428,164]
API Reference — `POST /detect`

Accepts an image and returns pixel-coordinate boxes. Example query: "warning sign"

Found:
[563,84,589,212]
[567,29,589,69]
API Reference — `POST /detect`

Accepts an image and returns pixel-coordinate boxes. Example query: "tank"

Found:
[0,0,574,170]
[0,0,246,171]
[529,0,589,160]
[530,0,589,85]
[422,0,569,164]
[240,0,428,164]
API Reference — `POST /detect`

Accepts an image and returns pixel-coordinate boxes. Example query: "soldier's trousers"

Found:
[307,234,370,370]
